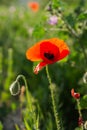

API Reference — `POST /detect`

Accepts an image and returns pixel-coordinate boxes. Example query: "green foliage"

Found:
[15,124,20,130]
[80,95,87,109]
[0,0,17,6]
[0,122,3,130]
[78,11,87,21]
[52,0,61,9]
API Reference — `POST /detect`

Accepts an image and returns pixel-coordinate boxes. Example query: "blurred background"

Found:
[0,0,87,130]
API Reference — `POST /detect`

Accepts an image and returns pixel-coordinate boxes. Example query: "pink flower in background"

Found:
[48,15,58,25]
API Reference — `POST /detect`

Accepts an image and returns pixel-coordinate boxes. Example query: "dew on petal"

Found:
[9,81,20,96]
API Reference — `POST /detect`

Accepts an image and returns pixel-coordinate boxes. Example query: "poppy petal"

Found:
[58,49,70,61]
[40,41,59,64]
[26,42,42,61]
[71,88,75,97]
[34,61,47,74]
[47,38,70,60]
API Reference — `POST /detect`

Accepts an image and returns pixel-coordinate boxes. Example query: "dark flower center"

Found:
[44,52,54,60]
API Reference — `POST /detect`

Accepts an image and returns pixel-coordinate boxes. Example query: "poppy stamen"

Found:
[44,52,54,60]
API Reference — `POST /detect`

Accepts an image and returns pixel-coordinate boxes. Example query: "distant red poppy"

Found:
[26,38,70,74]
[28,2,39,12]
[71,88,80,99]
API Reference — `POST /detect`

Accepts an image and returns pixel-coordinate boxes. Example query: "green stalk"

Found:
[46,65,61,130]
[76,99,84,130]
[16,75,40,130]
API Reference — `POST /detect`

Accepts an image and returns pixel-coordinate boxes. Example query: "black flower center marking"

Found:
[44,52,54,60]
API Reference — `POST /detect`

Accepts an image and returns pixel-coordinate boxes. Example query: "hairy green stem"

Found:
[16,75,30,107]
[77,99,83,130]
[46,65,61,130]
[77,99,82,118]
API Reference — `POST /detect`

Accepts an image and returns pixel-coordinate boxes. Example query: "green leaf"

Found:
[15,124,20,130]
[0,122,3,130]
[52,0,60,9]
[80,95,87,109]
[78,12,87,21]
[24,118,32,130]
[83,94,87,100]
[75,127,82,130]
[66,14,75,27]
[33,24,45,39]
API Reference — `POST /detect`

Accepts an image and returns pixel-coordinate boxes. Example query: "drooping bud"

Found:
[9,80,20,96]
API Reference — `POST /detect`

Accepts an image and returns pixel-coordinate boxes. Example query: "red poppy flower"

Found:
[71,88,80,99]
[26,38,70,74]
[27,2,39,12]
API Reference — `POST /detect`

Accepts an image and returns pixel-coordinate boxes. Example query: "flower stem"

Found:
[77,99,82,118]
[16,75,40,130]
[16,74,34,112]
[46,65,61,130]
[76,99,84,130]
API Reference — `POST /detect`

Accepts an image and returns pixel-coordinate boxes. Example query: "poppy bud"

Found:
[71,88,80,99]
[9,80,20,96]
